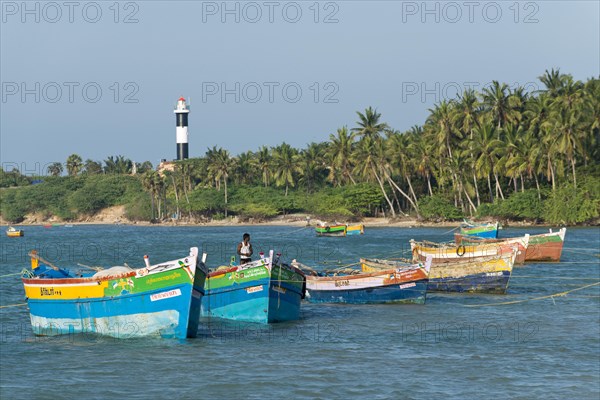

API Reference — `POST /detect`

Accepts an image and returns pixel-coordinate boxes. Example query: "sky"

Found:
[1,0,599,173]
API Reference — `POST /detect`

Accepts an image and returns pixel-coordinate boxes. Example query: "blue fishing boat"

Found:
[201,251,306,323]
[21,248,208,339]
[460,220,499,239]
[22,247,207,338]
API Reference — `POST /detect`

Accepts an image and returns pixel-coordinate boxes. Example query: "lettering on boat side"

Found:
[485,272,503,277]
[40,287,62,296]
[272,286,286,294]
[150,289,181,302]
[399,282,416,289]
[246,285,263,294]
[334,280,350,287]
[146,271,182,285]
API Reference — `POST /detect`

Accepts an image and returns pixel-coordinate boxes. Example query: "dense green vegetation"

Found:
[1,70,599,225]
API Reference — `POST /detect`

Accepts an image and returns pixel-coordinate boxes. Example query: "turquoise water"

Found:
[1,225,599,399]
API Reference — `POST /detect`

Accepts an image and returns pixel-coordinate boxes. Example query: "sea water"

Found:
[1,225,599,399]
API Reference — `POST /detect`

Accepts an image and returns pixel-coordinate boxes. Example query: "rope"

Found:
[439,226,460,235]
[464,281,600,307]
[259,226,311,240]
[511,275,600,280]
[0,303,27,309]
[0,272,21,278]
[77,263,104,272]
[562,247,600,252]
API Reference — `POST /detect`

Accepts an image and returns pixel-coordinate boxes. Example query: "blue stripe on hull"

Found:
[464,230,498,239]
[201,279,302,323]
[428,271,510,294]
[27,283,196,339]
[305,280,428,304]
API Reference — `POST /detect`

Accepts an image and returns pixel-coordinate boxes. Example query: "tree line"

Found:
[1,69,599,224]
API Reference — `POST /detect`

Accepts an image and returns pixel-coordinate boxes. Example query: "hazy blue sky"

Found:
[1,0,599,171]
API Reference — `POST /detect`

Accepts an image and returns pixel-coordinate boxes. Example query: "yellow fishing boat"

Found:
[6,226,24,237]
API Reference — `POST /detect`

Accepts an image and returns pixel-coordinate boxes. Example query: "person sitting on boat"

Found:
[237,233,253,265]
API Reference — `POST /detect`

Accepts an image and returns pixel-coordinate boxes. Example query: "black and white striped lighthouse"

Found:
[174,97,190,160]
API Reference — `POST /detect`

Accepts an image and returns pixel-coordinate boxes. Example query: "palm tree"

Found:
[407,126,435,196]
[385,131,420,215]
[83,159,103,175]
[472,120,504,201]
[524,93,553,136]
[142,170,165,220]
[351,107,389,140]
[427,100,459,161]
[482,81,516,129]
[351,136,396,217]
[206,147,234,212]
[164,170,181,219]
[272,143,299,196]
[47,162,63,176]
[104,155,132,174]
[453,90,482,205]
[583,78,600,165]
[549,107,583,187]
[66,154,83,176]
[297,142,325,193]
[499,123,526,192]
[538,68,564,97]
[137,161,154,174]
[256,146,272,187]
[141,171,156,219]
[234,151,257,185]
[325,127,355,186]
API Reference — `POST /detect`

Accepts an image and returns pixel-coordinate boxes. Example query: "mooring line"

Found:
[0,303,27,309]
[464,281,600,307]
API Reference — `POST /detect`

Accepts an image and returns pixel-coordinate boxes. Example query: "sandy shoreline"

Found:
[1,210,572,229]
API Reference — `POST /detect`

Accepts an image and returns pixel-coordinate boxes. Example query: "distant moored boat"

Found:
[460,220,499,239]
[6,226,24,237]
[315,223,364,237]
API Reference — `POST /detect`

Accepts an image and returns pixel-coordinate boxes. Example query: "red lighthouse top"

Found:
[178,97,185,101]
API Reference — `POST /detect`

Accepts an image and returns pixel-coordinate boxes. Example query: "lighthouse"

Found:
[174,97,190,160]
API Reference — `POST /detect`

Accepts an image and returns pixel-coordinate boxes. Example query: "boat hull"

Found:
[428,271,511,294]
[305,267,428,304]
[428,253,515,294]
[460,222,498,238]
[524,228,566,262]
[6,231,24,237]
[411,240,515,265]
[306,281,427,304]
[27,284,197,338]
[315,225,347,237]
[201,261,305,324]
[454,233,529,264]
[345,224,364,236]
[363,252,515,294]
[22,248,206,339]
